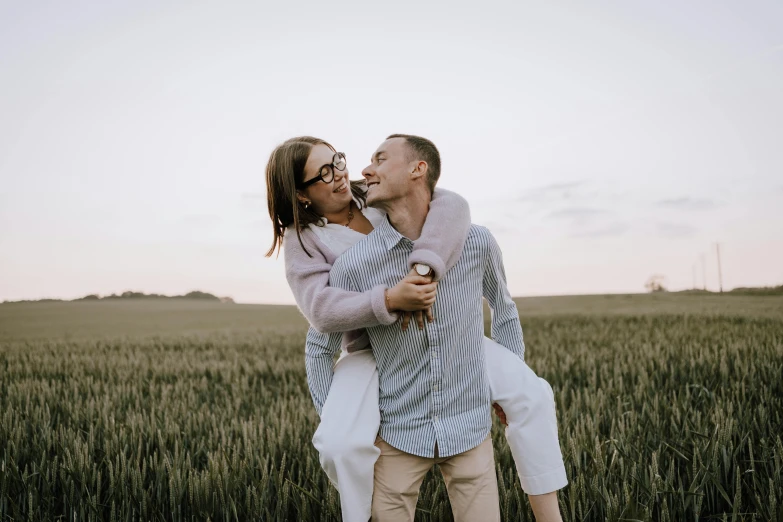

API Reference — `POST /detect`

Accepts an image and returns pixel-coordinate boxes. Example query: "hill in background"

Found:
[2,292,782,344]
[3,285,782,306]
[3,290,235,304]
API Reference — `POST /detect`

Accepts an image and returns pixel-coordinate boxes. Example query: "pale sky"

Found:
[1,1,782,304]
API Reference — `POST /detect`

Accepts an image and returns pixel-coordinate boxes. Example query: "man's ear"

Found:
[410,160,428,181]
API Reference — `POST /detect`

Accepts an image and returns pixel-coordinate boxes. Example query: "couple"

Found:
[266,134,567,522]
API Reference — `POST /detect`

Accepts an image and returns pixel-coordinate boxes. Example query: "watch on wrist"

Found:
[414,263,433,277]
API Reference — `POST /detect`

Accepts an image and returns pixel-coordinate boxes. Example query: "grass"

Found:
[1,294,781,521]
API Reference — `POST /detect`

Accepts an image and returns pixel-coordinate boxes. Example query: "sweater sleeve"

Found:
[408,187,472,280]
[283,228,398,333]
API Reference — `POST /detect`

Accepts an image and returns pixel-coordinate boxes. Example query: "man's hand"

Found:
[492,403,508,426]
[400,308,435,331]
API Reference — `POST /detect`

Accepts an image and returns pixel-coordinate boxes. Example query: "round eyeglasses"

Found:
[298,152,347,189]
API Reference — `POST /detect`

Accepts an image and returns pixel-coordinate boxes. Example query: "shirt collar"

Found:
[376,216,411,251]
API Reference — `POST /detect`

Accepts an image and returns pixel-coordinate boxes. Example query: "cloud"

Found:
[657,222,697,238]
[543,205,625,238]
[570,221,628,238]
[655,197,722,211]
[535,181,585,193]
[517,181,586,202]
[481,221,520,236]
[547,207,608,220]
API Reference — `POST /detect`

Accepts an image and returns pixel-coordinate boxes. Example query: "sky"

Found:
[1,1,782,304]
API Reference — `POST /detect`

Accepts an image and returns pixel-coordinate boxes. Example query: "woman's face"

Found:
[299,144,353,216]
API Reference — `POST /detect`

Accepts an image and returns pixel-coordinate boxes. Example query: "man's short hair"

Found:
[387,134,441,192]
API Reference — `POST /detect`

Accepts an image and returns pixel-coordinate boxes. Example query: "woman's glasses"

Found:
[298,152,347,189]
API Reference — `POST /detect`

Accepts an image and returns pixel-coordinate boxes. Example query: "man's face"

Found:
[361,138,414,208]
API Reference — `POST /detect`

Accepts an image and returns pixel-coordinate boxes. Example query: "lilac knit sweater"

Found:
[283,188,471,336]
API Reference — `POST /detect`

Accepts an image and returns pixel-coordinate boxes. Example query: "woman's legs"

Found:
[312,349,380,522]
[484,337,567,520]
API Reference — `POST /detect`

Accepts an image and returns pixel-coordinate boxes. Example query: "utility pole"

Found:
[716,243,723,293]
[692,264,697,290]
[701,254,707,291]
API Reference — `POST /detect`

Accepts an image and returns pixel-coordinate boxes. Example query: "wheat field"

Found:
[1,295,782,521]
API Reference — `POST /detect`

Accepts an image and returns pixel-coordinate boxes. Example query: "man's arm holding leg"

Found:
[304,258,358,414]
[481,230,525,360]
[305,327,342,415]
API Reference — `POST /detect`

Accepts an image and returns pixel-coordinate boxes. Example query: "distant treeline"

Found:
[3,291,234,304]
[677,285,783,296]
[725,285,783,296]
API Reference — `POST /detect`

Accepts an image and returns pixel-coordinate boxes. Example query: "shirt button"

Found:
[433,415,438,422]
[432,351,438,358]
[433,384,439,391]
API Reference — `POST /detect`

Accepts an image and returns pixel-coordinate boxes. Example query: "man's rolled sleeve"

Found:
[304,326,342,415]
[482,231,525,361]
[304,257,358,415]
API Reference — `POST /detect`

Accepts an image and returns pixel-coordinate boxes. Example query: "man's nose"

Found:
[362,164,374,180]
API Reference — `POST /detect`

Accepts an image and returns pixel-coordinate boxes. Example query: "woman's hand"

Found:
[386,272,437,312]
[386,269,438,330]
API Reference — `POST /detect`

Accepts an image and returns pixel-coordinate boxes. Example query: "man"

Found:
[306,134,539,521]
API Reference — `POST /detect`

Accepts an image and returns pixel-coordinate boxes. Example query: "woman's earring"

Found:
[304,201,311,209]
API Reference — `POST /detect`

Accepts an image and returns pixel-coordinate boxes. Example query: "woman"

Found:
[266,136,566,522]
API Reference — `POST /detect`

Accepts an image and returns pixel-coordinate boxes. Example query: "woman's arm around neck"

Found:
[283,227,397,333]
[408,187,472,280]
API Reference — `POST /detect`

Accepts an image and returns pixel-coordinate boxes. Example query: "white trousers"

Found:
[311,337,567,522]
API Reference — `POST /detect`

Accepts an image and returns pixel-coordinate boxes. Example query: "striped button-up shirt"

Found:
[305,217,525,458]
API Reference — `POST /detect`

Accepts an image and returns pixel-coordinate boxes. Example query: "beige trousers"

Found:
[371,435,500,522]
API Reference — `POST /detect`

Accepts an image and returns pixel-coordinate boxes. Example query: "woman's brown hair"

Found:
[265,136,366,257]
